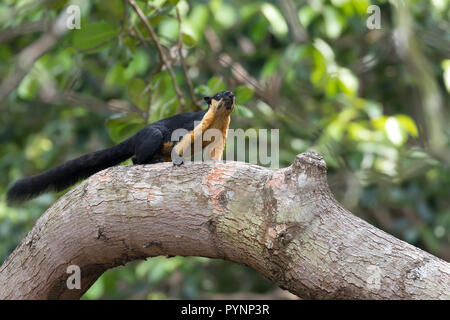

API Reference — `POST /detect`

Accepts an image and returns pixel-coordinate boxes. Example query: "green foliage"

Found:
[1,0,449,299]
[72,21,120,51]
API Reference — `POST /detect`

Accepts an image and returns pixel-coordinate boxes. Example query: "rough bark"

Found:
[1,152,449,300]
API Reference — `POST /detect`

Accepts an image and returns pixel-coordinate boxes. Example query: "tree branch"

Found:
[204,28,279,109]
[279,0,308,43]
[37,82,145,117]
[0,20,50,44]
[176,7,201,111]
[1,152,450,299]
[0,9,69,100]
[126,0,186,110]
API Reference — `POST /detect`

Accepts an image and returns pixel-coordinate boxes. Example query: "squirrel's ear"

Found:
[203,96,211,105]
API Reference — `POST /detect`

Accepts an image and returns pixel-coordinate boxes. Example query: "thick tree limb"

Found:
[1,152,450,299]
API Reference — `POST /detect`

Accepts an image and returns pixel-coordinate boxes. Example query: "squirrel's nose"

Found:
[225,91,234,98]
[223,91,235,109]
[223,91,234,102]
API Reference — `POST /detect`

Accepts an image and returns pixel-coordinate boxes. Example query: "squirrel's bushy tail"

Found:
[7,138,135,204]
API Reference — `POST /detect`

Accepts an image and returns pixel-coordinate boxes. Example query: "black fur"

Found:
[7,109,208,204]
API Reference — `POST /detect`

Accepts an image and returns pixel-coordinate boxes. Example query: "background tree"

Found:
[0,0,449,299]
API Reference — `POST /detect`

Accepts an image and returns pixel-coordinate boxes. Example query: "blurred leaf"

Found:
[124,50,150,80]
[396,115,418,137]
[261,54,281,79]
[442,59,450,93]
[212,2,237,29]
[338,68,359,96]
[162,98,179,118]
[105,64,126,88]
[385,116,405,146]
[128,78,149,111]
[235,104,254,118]
[323,6,345,39]
[351,0,370,15]
[106,113,145,143]
[159,19,178,40]
[261,3,288,37]
[187,4,209,39]
[72,21,119,51]
[181,32,197,47]
[298,6,320,27]
[363,100,383,119]
[83,278,104,300]
[206,77,226,94]
[234,86,254,104]
[96,0,124,21]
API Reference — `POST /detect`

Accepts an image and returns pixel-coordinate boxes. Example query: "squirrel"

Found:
[7,90,235,204]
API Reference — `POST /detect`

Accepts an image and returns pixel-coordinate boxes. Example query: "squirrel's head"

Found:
[204,90,235,114]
